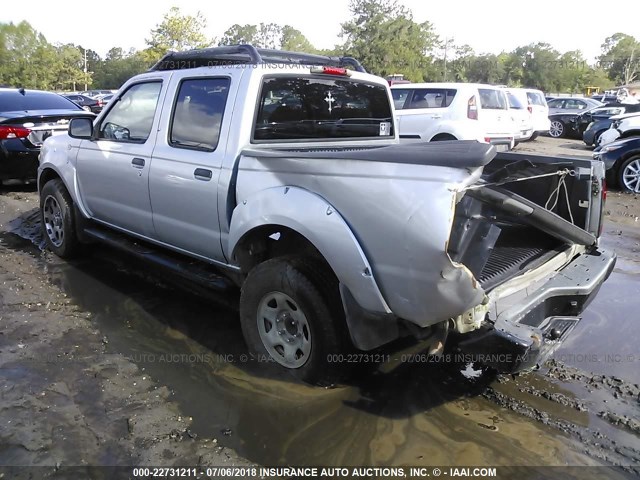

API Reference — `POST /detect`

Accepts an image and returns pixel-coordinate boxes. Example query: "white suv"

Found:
[504,88,550,140]
[391,83,515,150]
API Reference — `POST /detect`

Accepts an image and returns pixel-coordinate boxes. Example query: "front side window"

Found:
[254,76,394,141]
[478,89,507,110]
[98,82,162,143]
[547,99,563,108]
[170,77,230,151]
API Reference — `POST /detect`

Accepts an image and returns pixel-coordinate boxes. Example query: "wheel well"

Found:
[38,168,62,193]
[234,225,331,275]
[431,133,457,141]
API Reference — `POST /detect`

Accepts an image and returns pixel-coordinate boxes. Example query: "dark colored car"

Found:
[583,104,640,146]
[63,94,104,114]
[548,104,632,139]
[594,136,640,193]
[0,88,95,183]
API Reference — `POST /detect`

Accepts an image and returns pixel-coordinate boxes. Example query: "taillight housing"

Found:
[0,125,31,140]
[468,96,478,120]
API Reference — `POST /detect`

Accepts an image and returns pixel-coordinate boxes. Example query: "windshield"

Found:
[254,76,394,141]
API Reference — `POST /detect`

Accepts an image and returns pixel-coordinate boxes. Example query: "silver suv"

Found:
[38,46,615,385]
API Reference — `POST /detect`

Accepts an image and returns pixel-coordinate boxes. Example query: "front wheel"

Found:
[239,256,350,385]
[40,179,80,258]
[549,120,565,138]
[619,156,640,193]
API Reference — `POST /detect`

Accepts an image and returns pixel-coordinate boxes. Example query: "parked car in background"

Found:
[0,88,94,183]
[63,94,103,114]
[546,97,603,115]
[391,83,515,150]
[598,112,640,146]
[591,94,619,104]
[593,136,640,193]
[504,89,533,142]
[94,93,114,106]
[583,104,640,146]
[523,89,550,139]
[549,105,628,139]
[79,89,113,98]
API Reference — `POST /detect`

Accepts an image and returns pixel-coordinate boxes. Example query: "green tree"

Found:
[339,0,439,80]
[599,33,639,85]
[219,24,259,46]
[280,26,316,53]
[144,7,213,61]
[0,21,57,89]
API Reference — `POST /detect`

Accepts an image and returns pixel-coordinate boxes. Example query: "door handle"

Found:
[194,168,212,181]
[132,158,145,168]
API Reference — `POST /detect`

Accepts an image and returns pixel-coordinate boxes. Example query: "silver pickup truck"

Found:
[38,46,615,385]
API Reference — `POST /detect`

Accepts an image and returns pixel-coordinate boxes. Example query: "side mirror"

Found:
[69,118,94,139]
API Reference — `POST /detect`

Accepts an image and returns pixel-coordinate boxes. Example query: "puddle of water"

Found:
[555,269,640,383]
[3,205,637,468]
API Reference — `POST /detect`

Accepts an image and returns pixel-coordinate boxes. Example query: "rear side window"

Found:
[391,89,411,109]
[479,89,507,110]
[526,91,546,106]
[170,77,230,151]
[254,76,393,141]
[405,88,457,109]
[507,93,524,109]
[0,91,82,111]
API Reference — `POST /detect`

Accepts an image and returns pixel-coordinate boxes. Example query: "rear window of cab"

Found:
[253,76,394,141]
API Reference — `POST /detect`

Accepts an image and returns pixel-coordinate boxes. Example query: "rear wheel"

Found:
[40,179,80,258]
[619,156,640,193]
[239,256,351,385]
[530,132,539,141]
[549,120,565,138]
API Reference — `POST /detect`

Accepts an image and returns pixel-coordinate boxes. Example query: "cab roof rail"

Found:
[148,44,366,73]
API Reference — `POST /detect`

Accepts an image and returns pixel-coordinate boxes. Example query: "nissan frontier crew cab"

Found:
[38,45,615,385]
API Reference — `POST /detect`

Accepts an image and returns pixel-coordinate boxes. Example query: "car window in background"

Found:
[507,93,525,109]
[527,92,546,106]
[391,89,410,109]
[478,89,507,110]
[406,88,457,109]
[170,77,230,151]
[98,82,162,142]
[565,99,587,110]
[0,90,83,111]
[547,99,564,108]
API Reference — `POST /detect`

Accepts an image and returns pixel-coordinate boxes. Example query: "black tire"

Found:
[239,256,351,386]
[549,120,565,138]
[40,179,80,258]
[618,155,640,194]
[530,132,539,141]
[593,130,605,147]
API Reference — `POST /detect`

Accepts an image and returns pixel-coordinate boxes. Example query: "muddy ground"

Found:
[0,137,638,478]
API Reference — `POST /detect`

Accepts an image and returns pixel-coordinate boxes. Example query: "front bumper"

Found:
[454,248,616,373]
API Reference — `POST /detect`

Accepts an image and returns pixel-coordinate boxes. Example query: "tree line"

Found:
[0,0,637,93]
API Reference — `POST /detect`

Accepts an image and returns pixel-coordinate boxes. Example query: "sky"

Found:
[2,0,638,62]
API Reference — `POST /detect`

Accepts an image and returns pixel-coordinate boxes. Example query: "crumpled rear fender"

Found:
[227,186,391,314]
